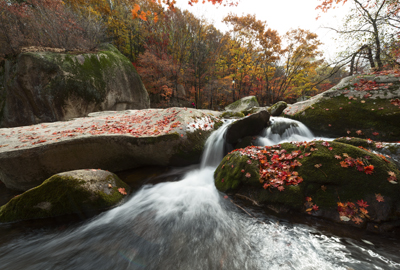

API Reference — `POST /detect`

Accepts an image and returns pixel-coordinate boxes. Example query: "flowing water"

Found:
[0,118,399,270]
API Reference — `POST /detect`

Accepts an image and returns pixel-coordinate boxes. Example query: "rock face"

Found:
[0,169,130,223]
[0,108,222,191]
[214,141,400,232]
[267,101,287,116]
[225,110,270,144]
[283,73,400,141]
[0,44,150,128]
[224,96,259,113]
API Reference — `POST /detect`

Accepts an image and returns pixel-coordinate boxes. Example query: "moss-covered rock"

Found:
[334,137,376,149]
[214,141,400,230]
[283,74,400,141]
[0,44,150,128]
[220,111,245,119]
[224,96,259,113]
[0,169,130,223]
[267,101,287,116]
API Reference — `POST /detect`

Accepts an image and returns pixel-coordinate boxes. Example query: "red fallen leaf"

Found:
[390,98,400,106]
[375,193,384,202]
[360,208,368,215]
[356,130,363,135]
[340,161,349,168]
[306,197,312,202]
[241,169,245,173]
[118,188,127,195]
[245,172,251,178]
[335,155,342,160]
[372,132,379,136]
[224,195,228,199]
[312,204,319,211]
[305,153,311,157]
[277,186,285,192]
[364,165,374,175]
[352,216,363,225]
[347,130,351,134]
[357,199,369,208]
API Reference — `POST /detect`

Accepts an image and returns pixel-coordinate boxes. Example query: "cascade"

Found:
[0,120,399,269]
[257,117,315,146]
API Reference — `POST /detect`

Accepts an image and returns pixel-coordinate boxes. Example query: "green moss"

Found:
[221,111,245,118]
[214,141,400,214]
[267,101,287,116]
[225,96,259,111]
[0,173,130,223]
[287,95,400,141]
[214,152,260,192]
[334,137,376,149]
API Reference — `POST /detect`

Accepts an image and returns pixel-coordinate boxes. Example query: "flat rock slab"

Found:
[0,108,221,191]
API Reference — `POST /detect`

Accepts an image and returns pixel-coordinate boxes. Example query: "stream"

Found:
[0,117,399,269]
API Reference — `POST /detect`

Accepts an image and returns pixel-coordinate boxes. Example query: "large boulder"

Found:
[283,73,400,141]
[267,101,287,116]
[224,96,259,114]
[0,44,150,128]
[225,110,270,144]
[214,140,400,232]
[0,108,222,191]
[0,169,130,223]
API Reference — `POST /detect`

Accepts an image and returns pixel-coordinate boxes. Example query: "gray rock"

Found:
[267,101,287,116]
[0,108,222,191]
[225,110,270,144]
[283,74,400,141]
[0,44,150,128]
[224,96,259,113]
[0,169,130,222]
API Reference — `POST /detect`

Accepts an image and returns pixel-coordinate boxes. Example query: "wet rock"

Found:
[283,74,400,141]
[225,110,270,144]
[0,169,130,223]
[0,108,222,191]
[214,140,400,232]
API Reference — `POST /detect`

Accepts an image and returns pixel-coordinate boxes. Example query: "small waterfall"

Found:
[200,120,232,168]
[0,117,398,270]
[257,117,315,146]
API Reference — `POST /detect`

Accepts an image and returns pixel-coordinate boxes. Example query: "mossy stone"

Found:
[214,141,400,221]
[224,96,259,113]
[0,169,130,223]
[285,95,400,141]
[221,111,245,118]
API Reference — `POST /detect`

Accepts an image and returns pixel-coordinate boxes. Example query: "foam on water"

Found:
[0,120,399,269]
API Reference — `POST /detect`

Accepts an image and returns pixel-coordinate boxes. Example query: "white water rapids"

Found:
[0,117,399,269]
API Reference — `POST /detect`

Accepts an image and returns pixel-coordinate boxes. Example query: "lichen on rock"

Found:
[283,74,400,141]
[0,169,130,223]
[224,96,259,114]
[0,44,150,128]
[214,140,400,229]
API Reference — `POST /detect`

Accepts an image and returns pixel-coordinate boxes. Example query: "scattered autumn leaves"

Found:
[0,108,216,150]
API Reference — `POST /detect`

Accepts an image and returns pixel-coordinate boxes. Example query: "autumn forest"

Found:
[1,0,399,109]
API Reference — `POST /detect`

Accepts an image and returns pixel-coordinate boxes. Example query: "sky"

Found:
[173,0,351,60]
